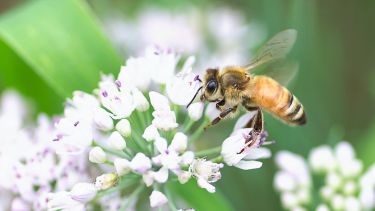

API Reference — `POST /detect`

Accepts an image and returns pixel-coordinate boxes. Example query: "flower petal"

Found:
[234,160,263,170]
[154,137,168,153]
[197,177,215,193]
[149,91,170,111]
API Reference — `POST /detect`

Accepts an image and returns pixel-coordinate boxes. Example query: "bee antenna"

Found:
[186,86,203,108]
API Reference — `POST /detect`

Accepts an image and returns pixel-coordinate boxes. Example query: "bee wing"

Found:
[257,61,299,87]
[244,29,297,71]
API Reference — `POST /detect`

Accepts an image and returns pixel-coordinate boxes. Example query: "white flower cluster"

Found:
[0,91,90,211]
[274,142,375,211]
[105,7,266,68]
[48,47,273,210]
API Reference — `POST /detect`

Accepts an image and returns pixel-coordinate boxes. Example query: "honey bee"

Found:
[187,29,306,149]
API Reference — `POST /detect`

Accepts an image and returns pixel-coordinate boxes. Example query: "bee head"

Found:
[201,68,222,102]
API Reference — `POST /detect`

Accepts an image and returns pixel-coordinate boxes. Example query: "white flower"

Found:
[146,47,179,84]
[325,172,342,190]
[275,151,311,188]
[149,91,178,130]
[178,171,192,184]
[166,56,201,106]
[331,194,345,210]
[170,132,188,153]
[221,128,271,170]
[98,75,135,119]
[93,108,114,131]
[308,145,336,173]
[190,159,223,193]
[131,88,150,111]
[115,119,131,137]
[114,158,131,176]
[345,196,361,211]
[149,190,168,208]
[118,56,152,91]
[359,164,375,209]
[47,192,84,211]
[280,192,298,209]
[107,131,126,150]
[70,183,97,203]
[151,134,189,183]
[142,124,160,141]
[316,204,330,211]
[188,102,204,120]
[142,171,154,187]
[11,198,29,211]
[130,153,152,174]
[95,173,118,190]
[320,186,334,201]
[89,147,107,164]
[274,171,296,192]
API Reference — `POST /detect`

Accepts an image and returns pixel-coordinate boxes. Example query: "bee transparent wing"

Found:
[244,29,297,71]
[257,61,299,87]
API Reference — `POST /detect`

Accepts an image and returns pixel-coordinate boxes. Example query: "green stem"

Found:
[210,155,224,163]
[119,185,145,211]
[195,146,222,157]
[165,187,178,211]
[184,119,195,133]
[93,141,129,159]
[189,118,210,145]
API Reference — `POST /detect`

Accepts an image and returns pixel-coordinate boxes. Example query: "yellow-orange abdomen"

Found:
[251,76,306,125]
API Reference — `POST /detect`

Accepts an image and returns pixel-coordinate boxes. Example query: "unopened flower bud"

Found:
[116,119,131,137]
[188,102,204,120]
[70,183,97,203]
[326,172,342,190]
[170,132,187,153]
[343,180,357,195]
[320,186,334,201]
[345,196,361,211]
[178,171,192,184]
[114,158,131,176]
[89,147,106,164]
[331,194,345,210]
[316,204,329,211]
[95,173,118,190]
[93,108,113,131]
[108,131,126,150]
[132,89,149,112]
[130,153,152,173]
[149,190,168,208]
[142,124,160,142]
[143,171,154,187]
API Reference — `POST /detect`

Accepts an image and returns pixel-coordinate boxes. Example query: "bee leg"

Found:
[204,106,237,130]
[215,99,225,109]
[238,109,264,154]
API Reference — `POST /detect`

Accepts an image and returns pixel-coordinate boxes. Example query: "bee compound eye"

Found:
[207,81,217,93]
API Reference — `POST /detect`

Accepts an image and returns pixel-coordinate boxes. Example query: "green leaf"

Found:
[358,122,375,167]
[168,181,233,211]
[0,0,122,113]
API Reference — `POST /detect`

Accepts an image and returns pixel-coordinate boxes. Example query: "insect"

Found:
[187,29,306,152]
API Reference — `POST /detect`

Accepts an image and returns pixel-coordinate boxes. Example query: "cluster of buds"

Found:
[274,142,375,211]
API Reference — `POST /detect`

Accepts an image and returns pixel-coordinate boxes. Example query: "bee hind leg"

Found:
[238,108,264,154]
[204,106,237,130]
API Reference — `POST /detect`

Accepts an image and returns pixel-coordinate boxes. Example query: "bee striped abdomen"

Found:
[282,92,306,125]
[251,76,306,125]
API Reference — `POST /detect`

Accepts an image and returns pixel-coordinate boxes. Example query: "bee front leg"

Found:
[215,99,226,110]
[204,106,237,130]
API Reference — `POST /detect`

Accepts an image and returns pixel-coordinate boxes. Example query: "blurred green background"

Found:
[0,0,374,210]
